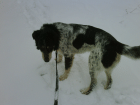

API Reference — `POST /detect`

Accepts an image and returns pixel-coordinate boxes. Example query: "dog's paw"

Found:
[80,87,91,95]
[59,71,70,81]
[104,84,111,90]
[102,80,112,90]
[59,73,68,81]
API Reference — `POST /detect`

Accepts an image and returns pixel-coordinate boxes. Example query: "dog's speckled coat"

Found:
[32,22,140,95]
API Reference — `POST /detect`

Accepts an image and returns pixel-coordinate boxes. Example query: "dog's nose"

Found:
[44,60,49,62]
[44,58,50,62]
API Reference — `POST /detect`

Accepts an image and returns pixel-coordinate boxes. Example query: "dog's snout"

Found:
[44,58,50,62]
[42,52,52,62]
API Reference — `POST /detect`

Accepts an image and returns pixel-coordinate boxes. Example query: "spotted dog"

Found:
[32,22,140,95]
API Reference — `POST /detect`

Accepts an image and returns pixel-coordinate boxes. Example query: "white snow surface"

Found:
[0,0,140,105]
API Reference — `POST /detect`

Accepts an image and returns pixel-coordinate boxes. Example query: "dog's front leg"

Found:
[55,49,63,63]
[59,54,74,81]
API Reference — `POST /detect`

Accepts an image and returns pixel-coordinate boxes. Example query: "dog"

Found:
[32,22,140,95]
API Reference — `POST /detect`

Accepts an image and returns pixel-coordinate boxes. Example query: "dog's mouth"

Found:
[42,52,52,62]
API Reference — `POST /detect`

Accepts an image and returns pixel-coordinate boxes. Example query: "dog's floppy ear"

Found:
[32,30,41,40]
[73,34,85,49]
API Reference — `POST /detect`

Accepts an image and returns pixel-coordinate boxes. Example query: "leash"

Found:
[43,40,59,105]
[54,50,59,105]
[44,40,59,105]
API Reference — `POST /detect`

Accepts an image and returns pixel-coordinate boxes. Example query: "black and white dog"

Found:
[32,22,140,95]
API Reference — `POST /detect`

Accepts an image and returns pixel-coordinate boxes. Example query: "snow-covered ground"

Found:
[0,0,140,105]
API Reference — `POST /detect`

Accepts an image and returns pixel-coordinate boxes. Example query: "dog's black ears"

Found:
[32,30,41,40]
[73,34,85,49]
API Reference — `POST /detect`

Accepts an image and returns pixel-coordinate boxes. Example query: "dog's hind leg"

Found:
[59,54,75,81]
[102,52,121,89]
[104,69,113,89]
[81,50,101,95]
[80,71,97,95]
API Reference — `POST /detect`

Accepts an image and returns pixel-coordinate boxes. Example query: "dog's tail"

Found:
[116,41,140,59]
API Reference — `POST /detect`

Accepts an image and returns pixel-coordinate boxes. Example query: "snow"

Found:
[0,0,140,105]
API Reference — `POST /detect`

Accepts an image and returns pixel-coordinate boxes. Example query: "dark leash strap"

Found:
[43,40,59,105]
[54,50,59,105]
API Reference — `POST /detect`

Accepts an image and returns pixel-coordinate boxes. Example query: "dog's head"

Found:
[32,25,60,62]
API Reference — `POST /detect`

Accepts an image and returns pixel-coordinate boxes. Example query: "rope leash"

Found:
[54,50,59,105]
